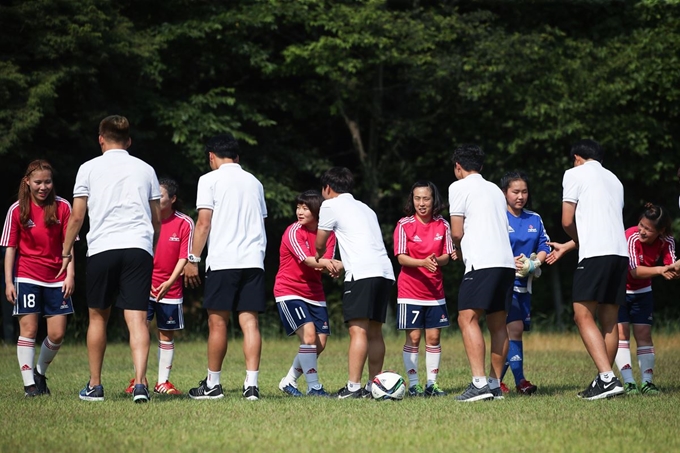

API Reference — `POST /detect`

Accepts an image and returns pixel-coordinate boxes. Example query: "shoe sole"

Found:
[455,393,494,402]
[336,393,361,399]
[582,387,625,400]
[518,388,537,395]
[244,395,259,401]
[493,395,505,400]
[133,395,150,403]
[79,395,104,402]
[188,394,224,400]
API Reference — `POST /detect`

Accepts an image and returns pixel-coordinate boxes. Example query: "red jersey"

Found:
[626,226,675,293]
[274,222,336,306]
[393,215,454,305]
[1,197,73,286]
[152,211,194,303]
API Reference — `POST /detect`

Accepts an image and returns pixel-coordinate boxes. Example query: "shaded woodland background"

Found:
[2,0,680,339]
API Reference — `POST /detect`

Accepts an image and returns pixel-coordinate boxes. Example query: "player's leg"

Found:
[615,296,637,393]
[423,304,449,397]
[124,308,150,395]
[207,309,230,382]
[574,301,611,371]
[35,286,74,395]
[364,277,390,396]
[239,310,262,400]
[17,313,39,396]
[86,307,111,387]
[153,301,183,394]
[296,322,321,393]
[487,309,508,393]
[458,308,486,382]
[302,303,331,395]
[366,320,385,384]
[633,323,658,394]
[347,318,370,390]
[276,299,310,395]
[398,303,423,395]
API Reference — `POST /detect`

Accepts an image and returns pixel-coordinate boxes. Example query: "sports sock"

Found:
[157,340,174,383]
[347,381,361,392]
[285,355,304,384]
[472,376,487,389]
[599,371,615,383]
[488,377,500,390]
[364,382,372,392]
[402,344,419,387]
[508,340,525,385]
[244,370,259,388]
[207,369,220,389]
[17,336,36,386]
[637,346,655,384]
[36,337,62,375]
[615,340,635,384]
[425,344,441,386]
[298,345,320,391]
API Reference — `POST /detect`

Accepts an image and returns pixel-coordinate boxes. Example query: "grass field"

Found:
[1,332,679,452]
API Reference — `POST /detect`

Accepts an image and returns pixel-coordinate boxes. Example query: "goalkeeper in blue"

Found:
[499,171,550,395]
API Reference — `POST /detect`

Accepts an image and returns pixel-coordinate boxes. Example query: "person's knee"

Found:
[406,330,422,346]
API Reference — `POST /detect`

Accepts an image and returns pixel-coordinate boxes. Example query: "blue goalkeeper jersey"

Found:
[507,209,551,288]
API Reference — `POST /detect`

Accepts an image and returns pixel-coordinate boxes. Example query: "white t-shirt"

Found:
[562,160,627,261]
[196,163,267,270]
[448,174,515,274]
[73,149,161,257]
[317,193,395,282]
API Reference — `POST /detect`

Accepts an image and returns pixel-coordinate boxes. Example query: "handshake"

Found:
[516,253,542,279]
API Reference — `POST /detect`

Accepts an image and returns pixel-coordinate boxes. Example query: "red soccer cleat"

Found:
[500,382,510,394]
[154,380,182,395]
[516,379,537,395]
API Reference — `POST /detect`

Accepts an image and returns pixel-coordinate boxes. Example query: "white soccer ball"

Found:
[371,371,406,401]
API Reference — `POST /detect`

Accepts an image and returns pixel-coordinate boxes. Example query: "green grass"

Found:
[1,333,679,452]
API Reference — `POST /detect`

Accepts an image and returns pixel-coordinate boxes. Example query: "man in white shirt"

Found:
[448,144,516,402]
[184,134,267,401]
[548,139,627,400]
[314,167,395,399]
[59,115,162,403]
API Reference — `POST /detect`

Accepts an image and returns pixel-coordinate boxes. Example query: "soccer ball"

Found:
[371,371,406,401]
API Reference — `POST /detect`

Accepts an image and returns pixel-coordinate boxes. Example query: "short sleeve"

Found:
[149,169,161,201]
[448,182,465,217]
[195,175,214,210]
[0,206,19,247]
[661,236,676,265]
[562,170,579,203]
[73,164,90,198]
[393,221,408,256]
[442,219,455,255]
[317,202,336,231]
[179,215,194,260]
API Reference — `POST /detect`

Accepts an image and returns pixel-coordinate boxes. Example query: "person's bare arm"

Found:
[57,197,87,278]
[184,208,212,288]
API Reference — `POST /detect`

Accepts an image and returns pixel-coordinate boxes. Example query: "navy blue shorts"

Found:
[13,282,73,317]
[458,268,514,314]
[506,291,532,331]
[396,303,450,330]
[618,292,654,325]
[277,299,331,336]
[147,300,184,331]
[203,268,266,313]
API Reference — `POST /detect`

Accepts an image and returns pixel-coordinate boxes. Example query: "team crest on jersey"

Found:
[169,233,180,242]
[434,233,443,241]
[413,235,422,242]
[527,225,537,233]
[26,220,36,228]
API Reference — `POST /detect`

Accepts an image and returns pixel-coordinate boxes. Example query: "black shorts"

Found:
[458,268,514,314]
[203,268,266,313]
[86,248,153,311]
[572,255,628,305]
[342,277,393,323]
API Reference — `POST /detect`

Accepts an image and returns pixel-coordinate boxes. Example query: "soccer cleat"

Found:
[24,385,41,397]
[132,384,150,403]
[454,383,494,402]
[125,378,135,394]
[578,376,624,400]
[500,382,510,394]
[33,370,50,396]
[640,382,660,395]
[154,381,181,395]
[361,387,373,399]
[188,378,224,400]
[490,386,505,400]
[335,386,362,399]
[307,386,331,397]
[624,382,639,395]
[243,385,260,401]
[516,379,538,395]
[408,384,424,397]
[278,377,303,397]
[424,382,447,397]
[79,382,105,402]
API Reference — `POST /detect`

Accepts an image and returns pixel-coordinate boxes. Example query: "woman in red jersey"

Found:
[2,160,75,397]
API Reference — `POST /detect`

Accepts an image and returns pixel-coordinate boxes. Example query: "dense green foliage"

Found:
[2,0,680,336]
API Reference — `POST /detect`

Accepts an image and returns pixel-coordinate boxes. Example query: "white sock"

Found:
[298,345,320,391]
[365,381,372,392]
[285,355,303,384]
[599,371,615,383]
[637,346,655,384]
[17,336,36,386]
[207,369,221,388]
[402,344,419,387]
[245,370,259,387]
[347,381,361,392]
[615,341,635,384]
[488,377,500,390]
[158,340,174,383]
[425,344,441,386]
[36,337,62,375]
[472,376,487,389]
